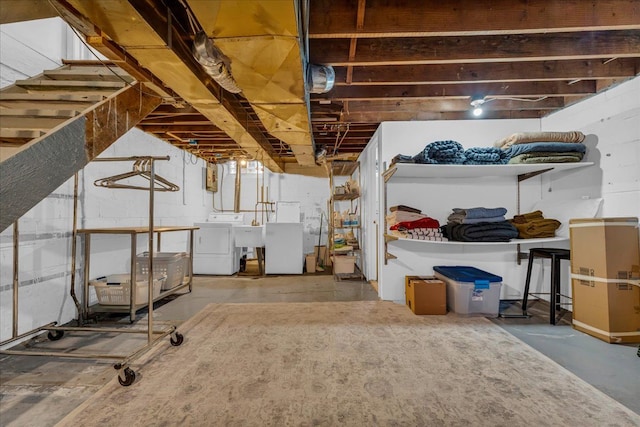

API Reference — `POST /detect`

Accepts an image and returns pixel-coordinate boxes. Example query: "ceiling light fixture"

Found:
[470,96,486,117]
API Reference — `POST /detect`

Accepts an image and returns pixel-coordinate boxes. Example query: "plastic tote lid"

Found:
[433,266,502,290]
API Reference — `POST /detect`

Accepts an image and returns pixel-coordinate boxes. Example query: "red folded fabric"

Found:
[390,217,440,230]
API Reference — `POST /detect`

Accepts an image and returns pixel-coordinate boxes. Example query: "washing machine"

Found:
[193,213,244,275]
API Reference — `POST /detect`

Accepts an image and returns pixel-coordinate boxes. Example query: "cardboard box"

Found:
[569,217,640,344]
[571,278,640,344]
[332,255,355,274]
[405,276,447,315]
[569,217,639,280]
[305,254,316,273]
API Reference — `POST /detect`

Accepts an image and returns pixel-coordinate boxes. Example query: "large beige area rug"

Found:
[56,301,639,426]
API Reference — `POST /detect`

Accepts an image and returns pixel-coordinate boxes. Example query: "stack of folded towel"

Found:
[495,131,587,164]
[441,207,519,242]
[509,210,561,238]
[387,205,444,240]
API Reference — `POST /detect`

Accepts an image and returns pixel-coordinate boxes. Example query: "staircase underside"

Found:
[0,63,161,232]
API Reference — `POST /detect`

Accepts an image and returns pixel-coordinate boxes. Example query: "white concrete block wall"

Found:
[541,77,640,217]
[0,17,95,88]
[0,129,212,342]
[265,172,330,255]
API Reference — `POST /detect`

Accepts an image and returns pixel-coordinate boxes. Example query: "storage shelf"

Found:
[383,162,593,181]
[386,235,568,246]
[332,192,360,201]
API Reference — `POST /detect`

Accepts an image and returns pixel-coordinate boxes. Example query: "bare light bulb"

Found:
[470,97,485,117]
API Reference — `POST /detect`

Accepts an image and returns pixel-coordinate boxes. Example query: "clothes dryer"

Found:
[193,213,244,275]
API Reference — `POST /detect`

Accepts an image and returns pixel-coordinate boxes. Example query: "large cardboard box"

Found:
[405,276,447,315]
[569,217,639,280]
[569,217,640,343]
[571,278,640,343]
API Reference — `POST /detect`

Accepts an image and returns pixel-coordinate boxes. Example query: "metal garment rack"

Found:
[0,156,186,386]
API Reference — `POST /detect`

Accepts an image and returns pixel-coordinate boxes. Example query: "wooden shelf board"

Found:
[385,162,593,180]
[386,235,569,246]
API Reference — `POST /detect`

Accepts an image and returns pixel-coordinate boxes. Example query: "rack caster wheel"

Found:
[118,367,136,386]
[47,330,64,341]
[170,332,184,346]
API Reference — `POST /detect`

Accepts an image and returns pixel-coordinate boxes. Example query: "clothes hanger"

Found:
[94,159,180,192]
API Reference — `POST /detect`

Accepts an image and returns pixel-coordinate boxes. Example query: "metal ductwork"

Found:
[188,0,317,167]
[308,64,335,94]
[192,30,242,94]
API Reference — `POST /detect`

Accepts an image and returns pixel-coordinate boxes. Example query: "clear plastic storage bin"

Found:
[136,252,188,290]
[433,266,502,317]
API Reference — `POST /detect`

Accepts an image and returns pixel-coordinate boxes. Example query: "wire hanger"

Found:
[94,159,180,192]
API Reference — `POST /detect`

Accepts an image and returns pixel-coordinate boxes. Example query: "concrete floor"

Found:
[1,272,638,426]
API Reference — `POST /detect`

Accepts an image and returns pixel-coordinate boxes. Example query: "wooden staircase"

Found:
[0,62,161,231]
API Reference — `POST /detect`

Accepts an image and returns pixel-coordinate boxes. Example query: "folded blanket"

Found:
[463,147,510,165]
[511,219,561,238]
[386,211,428,226]
[511,210,544,224]
[413,140,466,164]
[441,222,519,242]
[391,154,415,165]
[503,142,586,158]
[389,229,448,241]
[447,215,506,225]
[390,205,422,214]
[494,131,585,149]
[389,216,440,231]
[508,153,584,164]
[451,207,508,219]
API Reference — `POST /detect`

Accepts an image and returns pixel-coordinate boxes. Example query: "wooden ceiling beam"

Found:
[331,58,640,84]
[136,124,226,132]
[339,110,545,122]
[309,0,640,38]
[309,30,640,65]
[319,97,564,113]
[314,80,597,101]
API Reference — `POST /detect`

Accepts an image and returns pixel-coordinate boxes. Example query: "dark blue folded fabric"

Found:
[452,207,508,219]
[391,154,415,164]
[414,140,466,164]
[441,222,519,242]
[503,142,586,158]
[463,147,510,165]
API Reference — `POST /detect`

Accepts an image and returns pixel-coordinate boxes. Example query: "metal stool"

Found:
[522,248,572,325]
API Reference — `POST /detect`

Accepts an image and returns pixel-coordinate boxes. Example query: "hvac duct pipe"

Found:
[308,64,335,94]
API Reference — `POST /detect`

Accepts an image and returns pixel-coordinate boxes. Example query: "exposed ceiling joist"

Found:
[309,0,640,38]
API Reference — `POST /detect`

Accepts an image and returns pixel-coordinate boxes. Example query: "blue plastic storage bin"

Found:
[433,266,502,317]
